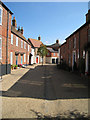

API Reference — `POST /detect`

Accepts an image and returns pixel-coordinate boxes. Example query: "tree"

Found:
[38,44,48,66]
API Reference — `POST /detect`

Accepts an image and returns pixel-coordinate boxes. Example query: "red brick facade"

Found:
[60,10,90,74]
[0,2,32,75]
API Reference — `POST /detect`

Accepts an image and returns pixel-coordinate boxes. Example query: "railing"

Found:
[0,61,2,79]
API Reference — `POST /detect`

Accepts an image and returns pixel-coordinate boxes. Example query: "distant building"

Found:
[28,36,44,64]
[46,40,60,64]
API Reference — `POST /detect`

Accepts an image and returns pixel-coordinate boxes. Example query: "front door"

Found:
[16,55,18,65]
[72,51,76,70]
[21,55,23,64]
[36,57,38,63]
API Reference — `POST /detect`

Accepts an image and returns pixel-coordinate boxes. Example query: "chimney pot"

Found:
[38,35,41,40]
[12,16,17,28]
[21,27,24,34]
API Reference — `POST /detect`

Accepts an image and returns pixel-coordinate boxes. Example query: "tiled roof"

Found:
[47,47,58,53]
[28,38,42,48]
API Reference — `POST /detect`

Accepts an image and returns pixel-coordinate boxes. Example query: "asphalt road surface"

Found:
[2,65,88,100]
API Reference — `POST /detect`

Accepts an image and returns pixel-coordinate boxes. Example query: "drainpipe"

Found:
[6,11,9,74]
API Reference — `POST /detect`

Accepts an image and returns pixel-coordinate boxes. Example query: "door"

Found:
[52,59,55,64]
[21,55,23,64]
[36,57,38,63]
[16,55,18,65]
[56,58,58,64]
[72,51,76,70]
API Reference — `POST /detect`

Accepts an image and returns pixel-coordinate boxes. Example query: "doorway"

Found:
[16,55,18,65]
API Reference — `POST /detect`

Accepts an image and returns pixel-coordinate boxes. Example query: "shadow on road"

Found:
[1,65,89,100]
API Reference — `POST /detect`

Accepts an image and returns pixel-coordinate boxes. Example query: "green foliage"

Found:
[38,44,48,58]
[38,44,48,65]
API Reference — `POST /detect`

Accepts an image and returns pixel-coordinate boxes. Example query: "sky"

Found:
[4,2,88,45]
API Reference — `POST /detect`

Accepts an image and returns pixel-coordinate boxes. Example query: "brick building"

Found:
[10,17,31,66]
[0,1,31,75]
[60,10,90,74]
[0,1,13,75]
[46,40,60,64]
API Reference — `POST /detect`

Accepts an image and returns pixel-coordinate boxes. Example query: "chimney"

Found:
[21,27,24,34]
[56,39,59,44]
[12,17,17,27]
[18,26,20,32]
[38,35,41,40]
[86,9,90,22]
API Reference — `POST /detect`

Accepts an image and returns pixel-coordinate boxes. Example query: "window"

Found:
[11,34,13,44]
[0,7,2,25]
[24,42,26,49]
[21,40,23,48]
[73,37,76,48]
[24,54,26,62]
[54,53,55,56]
[10,52,13,65]
[16,37,18,46]
[28,45,29,51]
[69,40,71,49]
[0,38,2,59]
[47,52,50,56]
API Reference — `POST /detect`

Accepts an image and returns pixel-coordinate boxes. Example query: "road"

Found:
[2,65,88,100]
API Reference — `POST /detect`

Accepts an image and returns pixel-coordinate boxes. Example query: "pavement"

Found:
[0,64,89,119]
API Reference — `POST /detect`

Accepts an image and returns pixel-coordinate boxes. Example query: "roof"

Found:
[60,42,67,47]
[65,21,90,40]
[47,47,58,53]
[11,26,30,44]
[47,42,60,51]
[28,38,42,48]
[0,1,13,15]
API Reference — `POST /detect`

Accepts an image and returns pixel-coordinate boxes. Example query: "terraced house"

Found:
[0,1,31,75]
[60,9,90,75]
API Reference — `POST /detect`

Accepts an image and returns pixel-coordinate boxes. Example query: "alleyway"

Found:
[2,65,88,100]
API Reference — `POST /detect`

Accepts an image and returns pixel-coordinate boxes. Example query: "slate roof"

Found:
[47,47,58,53]
[28,38,43,48]
[47,42,60,51]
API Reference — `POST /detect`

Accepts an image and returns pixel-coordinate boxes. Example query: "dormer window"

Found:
[0,7,2,25]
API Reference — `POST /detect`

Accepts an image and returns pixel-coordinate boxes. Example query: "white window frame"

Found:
[28,45,29,51]
[16,37,18,46]
[11,34,13,45]
[24,42,26,49]
[73,37,76,48]
[54,53,55,56]
[0,7,3,25]
[24,54,26,62]
[28,55,29,62]
[0,37,2,59]
[21,40,23,48]
[10,52,13,65]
